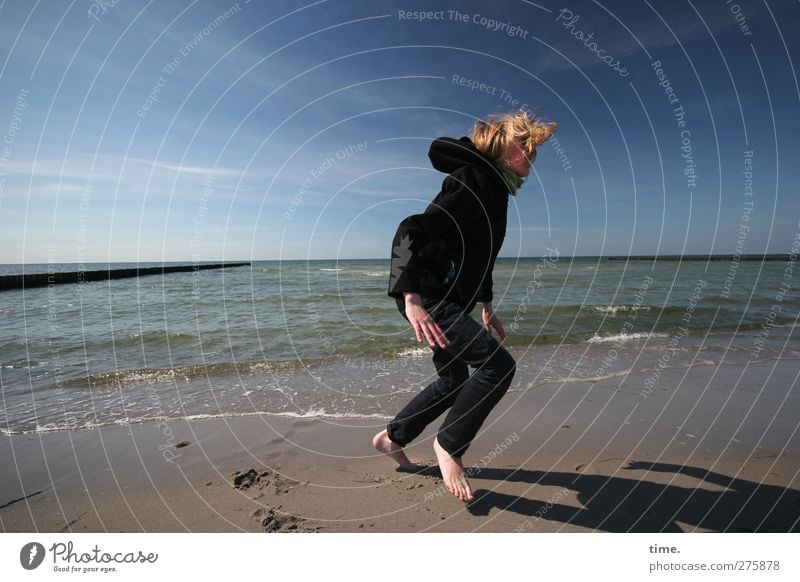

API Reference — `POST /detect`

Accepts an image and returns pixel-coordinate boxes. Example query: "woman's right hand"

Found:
[404,293,451,349]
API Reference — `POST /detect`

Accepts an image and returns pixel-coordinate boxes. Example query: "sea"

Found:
[1,256,797,435]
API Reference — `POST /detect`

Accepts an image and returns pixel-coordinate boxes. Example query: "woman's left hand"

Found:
[481,303,507,341]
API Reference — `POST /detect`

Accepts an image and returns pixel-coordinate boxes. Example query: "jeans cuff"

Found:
[386,424,406,447]
[436,433,465,459]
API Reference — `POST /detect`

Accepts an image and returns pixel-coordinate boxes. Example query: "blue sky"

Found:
[0,0,798,263]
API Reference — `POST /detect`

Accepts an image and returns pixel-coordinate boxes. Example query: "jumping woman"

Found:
[373,110,557,502]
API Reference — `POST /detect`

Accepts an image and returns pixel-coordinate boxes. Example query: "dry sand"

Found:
[2,356,799,532]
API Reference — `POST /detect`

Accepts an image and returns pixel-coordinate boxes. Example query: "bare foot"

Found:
[433,437,474,503]
[372,429,424,470]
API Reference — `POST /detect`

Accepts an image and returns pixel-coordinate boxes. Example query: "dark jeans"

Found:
[387,296,516,458]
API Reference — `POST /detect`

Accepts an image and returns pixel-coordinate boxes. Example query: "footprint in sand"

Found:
[231,468,305,495]
[250,507,320,533]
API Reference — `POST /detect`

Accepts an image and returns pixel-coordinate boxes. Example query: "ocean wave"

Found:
[591,305,652,314]
[519,358,719,388]
[547,368,633,385]
[636,359,718,374]
[641,345,713,353]
[586,331,670,343]
[62,356,334,389]
[111,330,200,349]
[395,347,430,358]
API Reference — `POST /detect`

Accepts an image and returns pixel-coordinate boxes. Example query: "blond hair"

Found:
[470,110,557,162]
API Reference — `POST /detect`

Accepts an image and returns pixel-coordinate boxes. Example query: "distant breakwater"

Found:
[0,262,250,292]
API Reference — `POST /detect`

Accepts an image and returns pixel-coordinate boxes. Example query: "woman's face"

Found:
[501,139,536,177]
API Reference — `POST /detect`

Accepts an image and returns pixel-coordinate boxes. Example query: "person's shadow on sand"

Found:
[463,461,800,532]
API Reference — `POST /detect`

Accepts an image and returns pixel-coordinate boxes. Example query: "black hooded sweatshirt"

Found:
[387,136,510,314]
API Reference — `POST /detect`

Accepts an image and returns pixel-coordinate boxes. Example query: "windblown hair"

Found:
[470,110,557,163]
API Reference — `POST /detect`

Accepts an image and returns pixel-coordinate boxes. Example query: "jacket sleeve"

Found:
[475,270,494,304]
[474,238,502,303]
[387,168,486,300]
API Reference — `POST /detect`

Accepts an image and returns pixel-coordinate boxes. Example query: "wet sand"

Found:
[2,354,799,532]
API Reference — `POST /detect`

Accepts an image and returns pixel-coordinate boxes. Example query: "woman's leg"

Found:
[436,342,516,458]
[386,345,469,447]
[378,296,515,502]
[423,299,517,459]
[413,297,516,502]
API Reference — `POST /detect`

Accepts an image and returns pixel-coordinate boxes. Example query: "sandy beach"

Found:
[2,348,799,533]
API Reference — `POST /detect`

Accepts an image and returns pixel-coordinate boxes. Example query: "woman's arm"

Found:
[481,301,507,341]
[403,292,451,349]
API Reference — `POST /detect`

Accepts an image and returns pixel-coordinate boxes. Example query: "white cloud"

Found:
[3,153,253,181]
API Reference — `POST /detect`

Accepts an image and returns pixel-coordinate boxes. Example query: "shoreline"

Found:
[2,353,799,533]
[5,324,798,437]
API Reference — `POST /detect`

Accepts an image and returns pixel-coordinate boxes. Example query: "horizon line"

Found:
[6,252,793,266]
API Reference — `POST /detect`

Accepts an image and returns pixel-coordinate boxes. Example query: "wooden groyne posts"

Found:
[0,262,251,292]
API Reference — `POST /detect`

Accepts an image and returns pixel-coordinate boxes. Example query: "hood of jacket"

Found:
[427,136,508,191]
